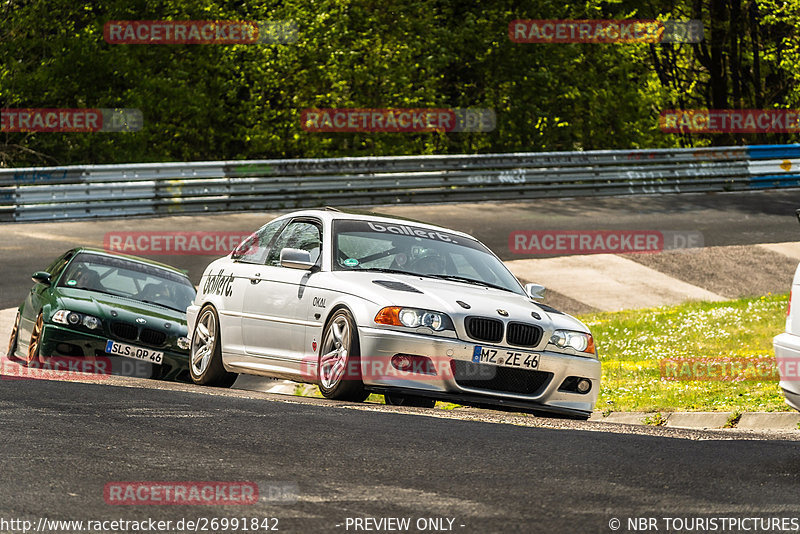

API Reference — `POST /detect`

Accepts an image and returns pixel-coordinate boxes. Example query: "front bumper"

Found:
[358,326,600,416]
[39,323,190,381]
[774,332,800,412]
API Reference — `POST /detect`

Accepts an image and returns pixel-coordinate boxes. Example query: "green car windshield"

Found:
[57,253,196,312]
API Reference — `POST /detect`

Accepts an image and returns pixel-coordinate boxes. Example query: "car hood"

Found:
[326,271,589,332]
[53,287,188,326]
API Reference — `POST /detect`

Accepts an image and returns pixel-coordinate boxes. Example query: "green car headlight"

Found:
[177,336,190,350]
[82,316,101,330]
[53,309,102,330]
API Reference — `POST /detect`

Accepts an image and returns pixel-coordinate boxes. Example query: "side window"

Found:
[231,219,285,264]
[60,261,107,292]
[47,251,75,283]
[265,221,322,267]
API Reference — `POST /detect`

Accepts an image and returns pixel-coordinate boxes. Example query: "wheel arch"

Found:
[191,301,222,342]
[320,294,376,333]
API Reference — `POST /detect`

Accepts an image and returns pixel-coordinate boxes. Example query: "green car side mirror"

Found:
[31,271,52,285]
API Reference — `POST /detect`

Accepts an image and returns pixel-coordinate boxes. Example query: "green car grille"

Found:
[110,322,167,347]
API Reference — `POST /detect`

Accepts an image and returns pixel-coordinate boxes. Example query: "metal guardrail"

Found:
[0,144,797,222]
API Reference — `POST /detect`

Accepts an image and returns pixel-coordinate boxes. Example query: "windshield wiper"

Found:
[418,274,516,293]
[139,299,183,312]
[70,286,126,298]
[357,267,413,275]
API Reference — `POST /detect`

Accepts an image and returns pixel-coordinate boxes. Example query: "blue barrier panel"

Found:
[746,144,800,160]
[749,174,800,189]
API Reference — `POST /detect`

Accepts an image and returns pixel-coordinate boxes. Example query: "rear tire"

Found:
[6,311,20,362]
[189,306,237,387]
[384,393,436,408]
[318,309,368,402]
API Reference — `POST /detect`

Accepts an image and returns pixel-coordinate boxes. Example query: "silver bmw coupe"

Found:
[187,208,600,418]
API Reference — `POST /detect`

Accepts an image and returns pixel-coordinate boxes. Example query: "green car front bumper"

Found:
[38,323,190,381]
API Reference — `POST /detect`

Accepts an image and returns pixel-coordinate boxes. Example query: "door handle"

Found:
[250,274,261,285]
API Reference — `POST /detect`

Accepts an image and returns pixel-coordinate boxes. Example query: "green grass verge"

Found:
[582,293,790,413]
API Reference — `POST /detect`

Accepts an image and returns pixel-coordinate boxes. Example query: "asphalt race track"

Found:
[2,377,800,533]
[1,190,800,533]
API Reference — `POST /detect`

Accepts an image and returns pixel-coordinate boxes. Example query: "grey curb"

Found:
[591,411,800,431]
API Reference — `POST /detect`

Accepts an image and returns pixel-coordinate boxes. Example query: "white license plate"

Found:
[105,340,163,364]
[472,346,540,369]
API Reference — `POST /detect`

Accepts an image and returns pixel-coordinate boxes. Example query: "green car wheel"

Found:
[26,313,43,367]
[6,311,20,361]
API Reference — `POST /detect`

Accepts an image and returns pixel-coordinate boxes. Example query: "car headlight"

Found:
[82,316,101,330]
[177,336,190,350]
[549,330,596,355]
[52,310,102,331]
[375,307,454,332]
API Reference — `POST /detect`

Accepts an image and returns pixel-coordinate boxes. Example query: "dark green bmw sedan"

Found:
[6,248,196,381]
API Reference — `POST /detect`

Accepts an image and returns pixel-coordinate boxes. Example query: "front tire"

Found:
[318,309,368,402]
[25,313,43,367]
[189,306,237,387]
[384,393,436,408]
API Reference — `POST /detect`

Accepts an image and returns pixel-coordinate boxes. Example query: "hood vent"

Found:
[535,303,564,315]
[372,280,423,293]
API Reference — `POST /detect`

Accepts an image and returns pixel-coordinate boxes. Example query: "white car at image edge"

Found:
[774,209,800,411]
[186,208,601,418]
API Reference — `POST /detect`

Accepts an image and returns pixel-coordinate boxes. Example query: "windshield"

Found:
[57,253,196,312]
[333,219,524,295]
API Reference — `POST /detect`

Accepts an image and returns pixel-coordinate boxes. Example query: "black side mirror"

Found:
[31,271,52,285]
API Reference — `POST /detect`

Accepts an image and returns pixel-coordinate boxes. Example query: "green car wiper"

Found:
[139,299,183,313]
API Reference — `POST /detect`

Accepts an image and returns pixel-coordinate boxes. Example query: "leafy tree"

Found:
[1,0,798,166]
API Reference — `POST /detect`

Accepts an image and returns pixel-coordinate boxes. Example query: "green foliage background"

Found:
[1,0,797,166]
